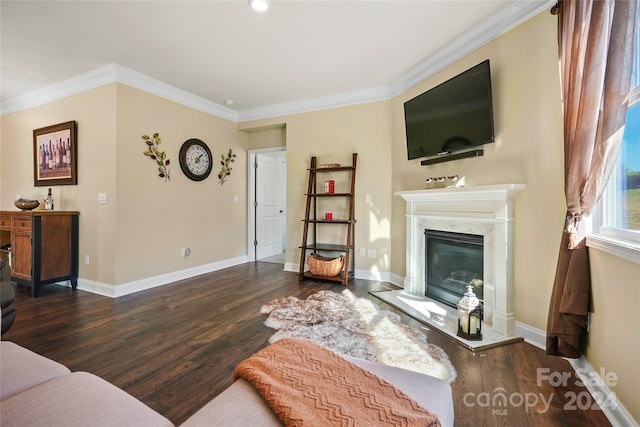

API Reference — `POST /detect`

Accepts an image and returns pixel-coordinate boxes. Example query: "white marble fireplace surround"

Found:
[394,184,526,343]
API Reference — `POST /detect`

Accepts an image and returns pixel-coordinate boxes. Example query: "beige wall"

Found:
[240,101,392,275]
[1,83,248,286]
[246,125,286,150]
[1,84,119,284]
[391,11,565,331]
[113,84,247,284]
[587,249,640,422]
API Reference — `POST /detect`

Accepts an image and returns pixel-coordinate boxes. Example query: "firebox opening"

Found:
[424,229,483,308]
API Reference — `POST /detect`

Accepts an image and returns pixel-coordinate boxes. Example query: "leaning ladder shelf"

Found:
[298,153,357,285]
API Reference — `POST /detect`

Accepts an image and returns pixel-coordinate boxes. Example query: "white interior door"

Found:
[278,157,287,251]
[256,153,282,259]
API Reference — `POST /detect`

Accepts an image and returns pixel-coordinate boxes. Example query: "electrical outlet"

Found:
[365,193,371,203]
[181,247,191,257]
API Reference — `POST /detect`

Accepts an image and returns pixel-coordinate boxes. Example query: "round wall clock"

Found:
[179,138,213,181]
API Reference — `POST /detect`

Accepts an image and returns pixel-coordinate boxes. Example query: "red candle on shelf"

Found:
[324,180,335,194]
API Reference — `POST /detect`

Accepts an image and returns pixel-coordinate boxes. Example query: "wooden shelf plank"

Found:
[305,193,354,197]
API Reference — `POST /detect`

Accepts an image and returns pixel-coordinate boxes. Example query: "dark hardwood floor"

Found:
[3,262,611,426]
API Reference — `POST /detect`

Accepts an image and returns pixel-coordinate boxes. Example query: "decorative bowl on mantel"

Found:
[14,199,40,210]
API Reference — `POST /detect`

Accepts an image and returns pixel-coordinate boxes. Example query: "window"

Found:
[588,11,640,264]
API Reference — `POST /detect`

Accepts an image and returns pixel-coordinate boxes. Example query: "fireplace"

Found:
[424,229,483,308]
[396,184,525,337]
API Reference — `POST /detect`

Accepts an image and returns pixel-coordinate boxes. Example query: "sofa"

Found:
[0,260,16,335]
[0,340,454,426]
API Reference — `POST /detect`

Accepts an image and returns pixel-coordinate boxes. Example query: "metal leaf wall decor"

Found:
[142,133,171,182]
[218,148,237,185]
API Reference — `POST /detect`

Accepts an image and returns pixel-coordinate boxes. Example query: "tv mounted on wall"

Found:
[404,60,495,164]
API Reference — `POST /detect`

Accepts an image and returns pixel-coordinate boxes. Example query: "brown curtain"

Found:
[546,0,638,358]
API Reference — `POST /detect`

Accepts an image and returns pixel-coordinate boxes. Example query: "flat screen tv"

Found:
[404,60,495,161]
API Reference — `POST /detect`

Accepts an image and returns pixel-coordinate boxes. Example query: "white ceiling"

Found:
[0,0,553,120]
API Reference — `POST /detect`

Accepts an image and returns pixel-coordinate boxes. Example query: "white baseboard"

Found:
[68,278,116,297]
[388,272,405,288]
[568,357,639,427]
[72,255,248,298]
[354,268,391,282]
[514,321,546,350]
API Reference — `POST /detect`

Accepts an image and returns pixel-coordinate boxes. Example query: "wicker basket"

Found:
[307,254,344,276]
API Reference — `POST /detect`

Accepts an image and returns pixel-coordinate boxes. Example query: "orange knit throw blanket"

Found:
[233,338,441,427]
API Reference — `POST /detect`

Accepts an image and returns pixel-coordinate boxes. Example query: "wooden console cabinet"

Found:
[0,211,79,297]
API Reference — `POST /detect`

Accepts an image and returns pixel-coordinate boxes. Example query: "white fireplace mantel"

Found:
[395,184,526,337]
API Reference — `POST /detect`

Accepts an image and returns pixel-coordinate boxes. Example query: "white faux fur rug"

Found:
[260,289,457,383]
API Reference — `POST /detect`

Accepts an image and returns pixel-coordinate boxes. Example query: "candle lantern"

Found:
[457,284,483,341]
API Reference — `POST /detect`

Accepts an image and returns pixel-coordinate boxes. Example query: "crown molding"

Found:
[113,65,238,122]
[0,63,238,121]
[1,0,553,121]
[389,0,555,97]
[237,85,391,122]
[1,64,117,116]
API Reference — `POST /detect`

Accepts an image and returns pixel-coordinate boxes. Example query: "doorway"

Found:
[247,148,287,262]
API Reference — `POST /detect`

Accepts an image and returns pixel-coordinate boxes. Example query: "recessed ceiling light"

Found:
[249,0,269,12]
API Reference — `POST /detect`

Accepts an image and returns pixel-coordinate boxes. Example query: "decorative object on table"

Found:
[307,253,343,277]
[425,177,435,189]
[457,284,483,341]
[447,175,466,187]
[325,212,333,220]
[44,188,54,210]
[217,148,237,185]
[142,133,171,182]
[179,138,212,181]
[260,289,457,383]
[33,121,77,186]
[425,175,465,189]
[425,177,446,189]
[14,199,40,211]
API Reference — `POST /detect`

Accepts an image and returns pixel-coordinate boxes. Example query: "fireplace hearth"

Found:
[396,184,525,338]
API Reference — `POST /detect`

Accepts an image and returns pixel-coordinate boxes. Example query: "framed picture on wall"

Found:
[33,120,77,186]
